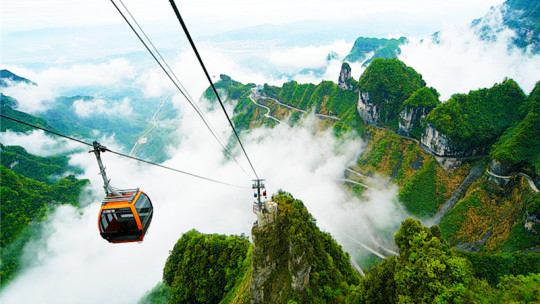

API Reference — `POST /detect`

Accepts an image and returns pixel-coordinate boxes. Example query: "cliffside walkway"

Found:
[486,169,539,193]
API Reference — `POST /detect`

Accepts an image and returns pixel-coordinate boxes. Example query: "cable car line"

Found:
[168,0,260,180]
[110,0,251,179]
[0,114,94,148]
[0,114,248,188]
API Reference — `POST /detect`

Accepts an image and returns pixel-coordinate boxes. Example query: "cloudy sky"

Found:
[2,0,506,65]
[3,0,504,33]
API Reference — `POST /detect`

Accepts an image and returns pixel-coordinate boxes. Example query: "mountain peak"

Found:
[251,190,360,303]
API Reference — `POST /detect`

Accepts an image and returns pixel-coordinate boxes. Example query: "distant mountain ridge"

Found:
[473,0,540,53]
[344,37,407,66]
[0,69,36,87]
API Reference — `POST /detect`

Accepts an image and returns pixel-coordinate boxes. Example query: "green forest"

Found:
[0,159,88,286]
[425,79,527,151]
[490,81,540,175]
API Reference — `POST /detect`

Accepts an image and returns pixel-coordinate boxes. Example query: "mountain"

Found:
[0,69,180,162]
[204,57,540,254]
[143,191,362,303]
[0,70,36,87]
[423,79,527,157]
[490,81,540,178]
[356,58,426,129]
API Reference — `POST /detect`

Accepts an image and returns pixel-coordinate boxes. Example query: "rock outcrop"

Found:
[357,91,381,126]
[338,63,355,91]
[397,87,440,138]
[421,124,487,157]
[398,106,430,137]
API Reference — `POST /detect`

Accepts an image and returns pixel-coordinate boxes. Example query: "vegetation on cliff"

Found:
[161,230,251,304]
[357,58,426,129]
[252,191,361,304]
[352,128,470,218]
[490,81,540,175]
[399,87,441,139]
[425,78,527,151]
[278,80,362,134]
[439,176,538,252]
[348,218,540,303]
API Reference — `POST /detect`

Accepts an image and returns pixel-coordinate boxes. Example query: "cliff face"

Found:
[421,123,488,157]
[357,91,381,126]
[398,106,430,137]
[397,87,441,138]
[251,191,360,304]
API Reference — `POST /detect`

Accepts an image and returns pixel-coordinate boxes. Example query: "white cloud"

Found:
[267,40,350,69]
[73,97,133,118]
[0,82,57,114]
[1,59,137,113]
[399,8,540,100]
[0,130,84,157]
[3,59,135,90]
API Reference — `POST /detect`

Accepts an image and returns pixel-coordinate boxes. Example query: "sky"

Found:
[2,0,504,34]
[1,0,539,302]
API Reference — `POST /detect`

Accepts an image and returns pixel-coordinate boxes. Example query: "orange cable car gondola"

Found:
[91,142,153,244]
[98,188,153,243]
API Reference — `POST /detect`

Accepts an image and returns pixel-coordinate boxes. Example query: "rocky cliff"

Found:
[398,106,429,137]
[420,123,488,157]
[397,87,440,138]
[356,91,381,126]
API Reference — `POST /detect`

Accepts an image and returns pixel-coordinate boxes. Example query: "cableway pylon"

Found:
[252,179,267,214]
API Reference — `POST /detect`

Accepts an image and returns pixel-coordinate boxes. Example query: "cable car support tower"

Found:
[252,179,267,214]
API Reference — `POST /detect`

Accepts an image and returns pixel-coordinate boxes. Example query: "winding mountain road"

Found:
[486,169,539,192]
[250,88,340,122]
[249,89,287,125]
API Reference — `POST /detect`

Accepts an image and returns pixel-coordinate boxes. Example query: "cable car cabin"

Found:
[98,189,153,244]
